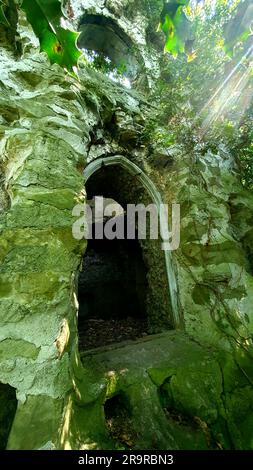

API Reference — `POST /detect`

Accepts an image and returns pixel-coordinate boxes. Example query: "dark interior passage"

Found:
[0,383,17,449]
[78,223,148,350]
[78,163,173,350]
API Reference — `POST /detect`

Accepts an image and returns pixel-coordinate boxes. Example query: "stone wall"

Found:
[0,45,87,448]
[0,0,252,450]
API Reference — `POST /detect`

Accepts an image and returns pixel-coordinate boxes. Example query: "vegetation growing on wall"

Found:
[0,1,252,185]
[146,0,253,188]
[0,0,253,453]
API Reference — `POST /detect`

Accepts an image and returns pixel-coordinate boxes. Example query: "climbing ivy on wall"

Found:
[22,0,81,70]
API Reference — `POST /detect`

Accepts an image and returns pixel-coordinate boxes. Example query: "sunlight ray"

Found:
[198,43,253,119]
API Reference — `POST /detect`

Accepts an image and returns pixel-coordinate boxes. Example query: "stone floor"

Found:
[75,331,231,450]
[79,316,149,350]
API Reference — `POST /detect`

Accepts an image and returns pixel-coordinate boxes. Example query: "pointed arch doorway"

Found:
[78,156,181,350]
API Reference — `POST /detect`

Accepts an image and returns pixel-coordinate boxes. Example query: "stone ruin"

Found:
[0,0,252,450]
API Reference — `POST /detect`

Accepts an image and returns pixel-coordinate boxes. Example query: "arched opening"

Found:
[78,157,179,351]
[78,214,149,350]
[78,15,142,87]
[0,383,17,449]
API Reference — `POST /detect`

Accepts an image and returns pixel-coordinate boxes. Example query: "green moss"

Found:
[225,386,253,450]
[0,244,77,273]
[0,339,39,361]
[0,299,30,324]
[217,350,252,393]
[13,188,78,211]
[11,139,84,191]
[0,278,13,297]
[0,228,85,258]
[65,399,114,450]
[192,285,211,305]
[181,222,207,243]
[7,395,63,450]
[16,272,70,296]
[148,367,176,386]
[162,411,209,450]
[78,333,242,450]
[6,201,76,230]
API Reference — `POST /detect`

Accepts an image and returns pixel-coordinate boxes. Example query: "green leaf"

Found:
[0,0,10,27]
[21,0,81,71]
[159,1,192,58]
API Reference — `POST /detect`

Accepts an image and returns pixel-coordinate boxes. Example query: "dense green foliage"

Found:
[158,0,251,61]
[0,0,252,186]
[148,0,253,188]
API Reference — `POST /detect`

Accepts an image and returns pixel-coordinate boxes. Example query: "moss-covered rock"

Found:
[0,0,252,451]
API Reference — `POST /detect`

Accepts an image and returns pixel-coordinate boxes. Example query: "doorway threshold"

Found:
[80,331,171,358]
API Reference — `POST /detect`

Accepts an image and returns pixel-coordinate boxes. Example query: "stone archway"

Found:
[82,156,181,333]
[78,14,141,84]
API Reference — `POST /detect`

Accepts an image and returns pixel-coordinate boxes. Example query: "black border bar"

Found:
[0,450,252,467]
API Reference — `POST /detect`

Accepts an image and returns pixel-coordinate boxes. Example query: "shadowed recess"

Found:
[0,383,17,450]
[78,14,141,83]
[104,393,137,448]
[78,162,174,351]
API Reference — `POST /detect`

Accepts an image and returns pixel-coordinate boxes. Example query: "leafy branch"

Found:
[0,0,81,71]
[0,0,252,70]
[158,1,253,61]
[158,1,193,58]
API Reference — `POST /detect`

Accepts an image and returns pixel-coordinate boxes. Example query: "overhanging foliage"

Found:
[0,0,81,71]
[21,0,81,71]
[158,1,192,58]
